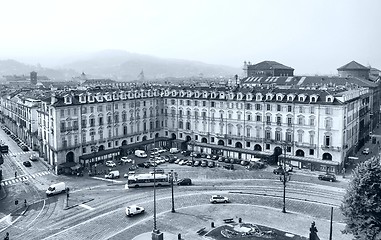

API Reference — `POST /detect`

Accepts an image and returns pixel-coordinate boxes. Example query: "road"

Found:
[1,162,348,239]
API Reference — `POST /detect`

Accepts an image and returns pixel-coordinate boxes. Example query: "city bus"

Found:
[0,145,8,154]
[127,173,170,188]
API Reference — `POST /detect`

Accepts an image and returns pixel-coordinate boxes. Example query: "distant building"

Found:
[243,61,294,78]
[337,61,370,79]
[30,71,37,85]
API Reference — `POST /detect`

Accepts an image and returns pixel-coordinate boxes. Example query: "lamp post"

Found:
[170,170,175,213]
[280,145,291,213]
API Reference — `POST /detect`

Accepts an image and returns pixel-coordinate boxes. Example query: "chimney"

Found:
[51,93,57,105]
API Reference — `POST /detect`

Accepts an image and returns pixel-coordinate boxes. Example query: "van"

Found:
[105,170,120,179]
[135,150,148,158]
[170,148,180,154]
[46,182,67,196]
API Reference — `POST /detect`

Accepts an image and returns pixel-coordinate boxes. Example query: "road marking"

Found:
[91,176,123,183]
[79,204,94,210]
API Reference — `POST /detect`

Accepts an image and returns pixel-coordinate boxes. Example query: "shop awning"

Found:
[280,154,340,166]
[79,148,120,160]
[119,137,171,150]
[193,142,273,157]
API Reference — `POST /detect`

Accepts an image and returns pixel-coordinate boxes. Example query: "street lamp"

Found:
[170,170,175,213]
[280,146,291,213]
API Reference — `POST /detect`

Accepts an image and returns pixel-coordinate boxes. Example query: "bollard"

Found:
[238,218,242,223]
[211,222,215,228]
[178,233,181,240]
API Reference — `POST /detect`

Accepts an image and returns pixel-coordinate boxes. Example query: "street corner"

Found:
[0,186,7,201]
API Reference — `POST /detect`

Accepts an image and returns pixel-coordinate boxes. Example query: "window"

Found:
[82,119,86,128]
[186,122,191,130]
[246,142,250,147]
[266,115,271,125]
[325,107,332,115]
[107,116,112,124]
[287,106,292,112]
[298,132,303,142]
[325,135,331,146]
[99,117,103,125]
[246,103,252,110]
[265,130,271,139]
[275,131,281,141]
[123,126,127,135]
[246,128,251,137]
[90,118,95,127]
[310,117,315,126]
[277,105,281,111]
[299,106,304,113]
[60,121,65,131]
[310,106,315,114]
[277,116,282,126]
[309,133,314,145]
[211,137,215,143]
[286,132,292,142]
[255,104,261,110]
[97,106,103,112]
[265,144,270,150]
[228,139,232,145]
[266,104,271,111]
[202,101,206,107]
[256,115,261,122]
[82,147,86,154]
[211,102,215,107]
[287,117,292,126]
[60,109,65,117]
[90,107,94,113]
[309,149,314,155]
[194,101,198,106]
[247,115,251,121]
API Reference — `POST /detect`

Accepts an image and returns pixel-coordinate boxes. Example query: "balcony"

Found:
[321,145,341,152]
[295,142,316,148]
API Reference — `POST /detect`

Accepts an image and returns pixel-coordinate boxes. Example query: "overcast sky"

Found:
[0,0,380,75]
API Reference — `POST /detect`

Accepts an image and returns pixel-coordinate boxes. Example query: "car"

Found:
[206,154,211,159]
[273,167,286,175]
[143,162,151,168]
[240,160,249,166]
[105,161,116,167]
[210,195,229,204]
[21,145,29,151]
[182,150,191,156]
[174,159,181,164]
[125,205,145,217]
[23,161,32,167]
[223,164,234,170]
[163,155,170,162]
[211,155,219,160]
[200,153,207,158]
[177,178,192,185]
[29,155,39,161]
[218,156,225,162]
[178,159,187,165]
[187,160,194,166]
[158,148,167,153]
[193,160,201,167]
[318,173,336,182]
[224,158,231,163]
[120,157,133,163]
[150,168,165,174]
[201,160,208,167]
[137,163,145,168]
[208,161,216,168]
[362,148,370,155]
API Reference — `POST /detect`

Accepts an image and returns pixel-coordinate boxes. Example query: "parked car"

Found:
[201,160,208,167]
[29,155,39,161]
[206,154,211,159]
[193,160,201,167]
[120,157,133,163]
[125,205,145,217]
[21,145,29,152]
[240,160,249,166]
[182,150,192,156]
[187,160,194,166]
[174,159,181,164]
[318,173,336,182]
[211,155,219,160]
[200,153,207,158]
[208,161,216,168]
[210,195,229,204]
[218,156,225,162]
[178,159,187,165]
[177,178,192,186]
[223,164,234,170]
[23,161,32,167]
[362,148,370,155]
[105,161,116,167]
[224,158,231,163]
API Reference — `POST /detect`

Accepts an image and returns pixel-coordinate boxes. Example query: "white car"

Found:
[105,161,116,167]
[121,157,132,163]
[210,195,230,204]
[362,148,370,155]
[125,205,145,217]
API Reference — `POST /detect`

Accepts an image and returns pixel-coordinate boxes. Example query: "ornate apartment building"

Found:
[32,85,368,174]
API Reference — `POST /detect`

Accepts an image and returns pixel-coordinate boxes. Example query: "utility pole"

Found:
[280,144,291,213]
[171,170,175,213]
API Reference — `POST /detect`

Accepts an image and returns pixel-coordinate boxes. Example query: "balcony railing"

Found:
[295,142,317,148]
[321,145,341,151]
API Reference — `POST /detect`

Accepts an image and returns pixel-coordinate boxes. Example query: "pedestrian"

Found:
[4,232,9,240]
[14,171,17,178]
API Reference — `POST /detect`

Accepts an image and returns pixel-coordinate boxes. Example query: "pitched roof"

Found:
[337,61,370,71]
[248,61,294,70]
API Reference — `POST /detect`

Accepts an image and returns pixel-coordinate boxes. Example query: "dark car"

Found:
[23,161,32,167]
[182,151,192,156]
[29,155,39,161]
[187,160,194,166]
[200,153,207,158]
[177,178,192,186]
[211,155,219,160]
[218,156,225,162]
[21,145,29,151]
[318,173,336,182]
[137,163,145,168]
[224,158,231,163]
[223,164,234,170]
[273,167,286,175]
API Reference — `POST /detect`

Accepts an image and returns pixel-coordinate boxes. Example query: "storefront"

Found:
[79,148,120,167]
[119,137,171,155]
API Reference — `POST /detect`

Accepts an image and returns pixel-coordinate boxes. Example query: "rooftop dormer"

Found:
[63,94,72,104]
[219,91,225,99]
[298,94,306,102]
[276,93,284,101]
[105,92,112,101]
[287,93,295,102]
[326,95,334,103]
[310,94,318,103]
[88,93,95,103]
[194,90,200,98]
[97,92,103,102]
[79,93,86,103]
[255,93,263,101]
[266,93,274,101]
[187,90,193,98]
[202,91,208,98]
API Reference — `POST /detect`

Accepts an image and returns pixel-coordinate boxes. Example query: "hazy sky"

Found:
[0,0,380,75]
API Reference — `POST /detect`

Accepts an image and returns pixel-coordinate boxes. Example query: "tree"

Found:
[341,157,381,239]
